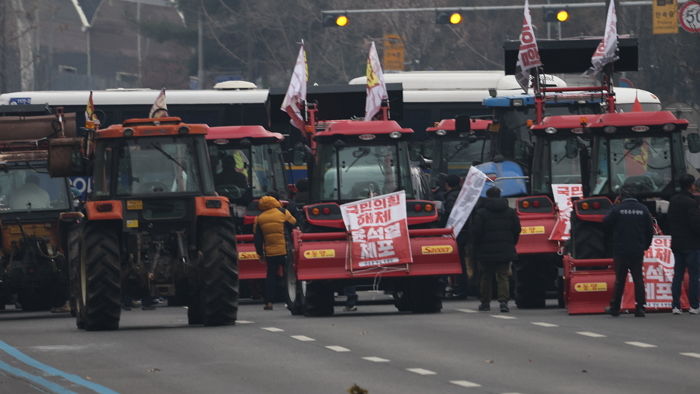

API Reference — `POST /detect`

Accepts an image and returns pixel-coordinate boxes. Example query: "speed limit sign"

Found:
[679,1,700,33]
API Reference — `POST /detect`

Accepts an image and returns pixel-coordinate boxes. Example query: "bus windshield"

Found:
[593,136,672,195]
[313,143,413,202]
[0,166,70,212]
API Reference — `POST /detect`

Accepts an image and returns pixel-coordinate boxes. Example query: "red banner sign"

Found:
[622,235,689,310]
[340,191,412,270]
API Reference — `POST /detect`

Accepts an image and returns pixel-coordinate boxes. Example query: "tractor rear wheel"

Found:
[199,219,239,326]
[303,281,334,317]
[514,257,547,309]
[570,221,607,259]
[285,257,304,315]
[66,226,82,318]
[80,223,121,331]
[407,277,443,314]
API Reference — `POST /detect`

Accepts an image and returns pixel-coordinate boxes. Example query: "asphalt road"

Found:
[1,295,699,394]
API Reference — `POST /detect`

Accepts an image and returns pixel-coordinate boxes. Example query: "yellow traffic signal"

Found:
[436,10,463,25]
[323,13,349,27]
[556,10,569,22]
[336,15,349,27]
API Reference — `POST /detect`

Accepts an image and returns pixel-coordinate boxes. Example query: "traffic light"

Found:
[323,13,349,27]
[544,9,570,23]
[436,10,463,25]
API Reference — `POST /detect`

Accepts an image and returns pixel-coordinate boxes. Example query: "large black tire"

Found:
[66,226,81,318]
[199,219,239,326]
[303,281,334,317]
[80,223,121,331]
[513,257,547,309]
[284,257,304,315]
[407,277,443,314]
[570,220,607,260]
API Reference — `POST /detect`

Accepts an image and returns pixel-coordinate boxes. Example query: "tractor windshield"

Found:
[0,165,70,212]
[531,136,586,194]
[434,137,490,176]
[592,136,673,195]
[313,142,414,202]
[93,136,205,197]
[208,142,285,202]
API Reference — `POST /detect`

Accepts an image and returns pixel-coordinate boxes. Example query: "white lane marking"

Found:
[625,341,657,348]
[237,320,254,324]
[680,352,700,359]
[576,331,606,338]
[261,327,284,332]
[326,345,351,352]
[531,322,558,328]
[406,368,436,376]
[491,315,517,319]
[31,345,91,352]
[457,308,477,313]
[450,380,482,388]
[291,335,315,342]
[362,356,390,363]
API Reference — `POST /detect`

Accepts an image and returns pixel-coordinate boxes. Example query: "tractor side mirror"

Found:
[48,137,88,177]
[688,133,700,154]
[455,115,471,132]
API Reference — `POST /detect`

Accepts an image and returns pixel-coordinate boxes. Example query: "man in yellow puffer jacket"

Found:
[254,195,297,310]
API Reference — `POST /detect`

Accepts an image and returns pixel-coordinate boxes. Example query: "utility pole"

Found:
[197,7,204,89]
[9,0,35,91]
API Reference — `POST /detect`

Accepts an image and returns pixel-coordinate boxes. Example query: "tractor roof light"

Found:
[178,126,190,134]
[358,134,375,141]
[544,127,558,135]
[435,129,447,136]
[213,138,229,145]
[603,126,617,134]
[512,99,524,107]
[123,128,134,137]
[389,131,402,139]
[631,125,649,133]
[571,127,584,134]
[662,123,676,132]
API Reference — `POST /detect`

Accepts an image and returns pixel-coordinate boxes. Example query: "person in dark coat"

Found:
[603,184,654,317]
[471,186,520,312]
[441,174,461,226]
[667,174,700,314]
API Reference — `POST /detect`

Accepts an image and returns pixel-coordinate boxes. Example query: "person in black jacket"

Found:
[667,174,700,314]
[603,184,654,317]
[471,186,521,312]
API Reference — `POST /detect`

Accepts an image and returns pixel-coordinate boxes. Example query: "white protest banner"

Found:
[549,184,584,241]
[445,166,488,238]
[340,191,411,270]
[622,235,690,310]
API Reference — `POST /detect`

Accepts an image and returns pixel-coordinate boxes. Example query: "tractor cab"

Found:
[206,126,287,227]
[587,111,689,201]
[305,120,437,230]
[425,117,493,178]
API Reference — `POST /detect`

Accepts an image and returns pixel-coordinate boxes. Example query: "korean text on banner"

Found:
[622,235,689,310]
[549,184,584,241]
[340,191,412,270]
[445,166,488,238]
[515,0,542,92]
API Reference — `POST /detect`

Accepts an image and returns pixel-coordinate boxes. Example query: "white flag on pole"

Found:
[445,166,489,238]
[364,42,388,121]
[281,43,308,131]
[149,88,168,118]
[515,0,542,92]
[587,0,618,78]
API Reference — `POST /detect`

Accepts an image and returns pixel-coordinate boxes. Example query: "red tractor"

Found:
[548,110,693,314]
[48,117,239,330]
[286,105,462,316]
[205,125,288,298]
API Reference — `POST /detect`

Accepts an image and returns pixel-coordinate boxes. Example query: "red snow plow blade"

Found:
[515,196,559,254]
[293,228,461,280]
[235,234,266,280]
[563,255,615,314]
